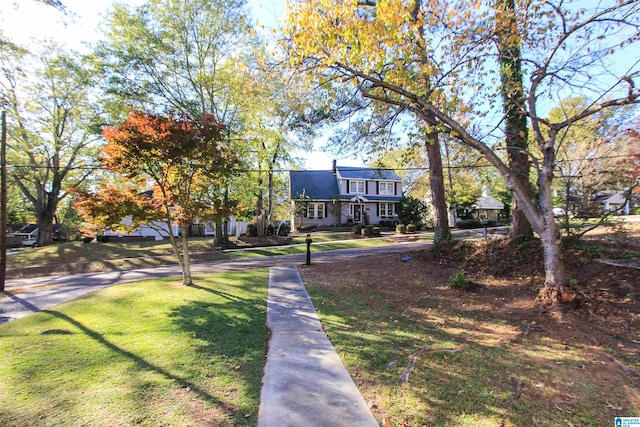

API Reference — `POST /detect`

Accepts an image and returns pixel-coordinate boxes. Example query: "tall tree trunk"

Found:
[497,0,533,241]
[425,131,449,244]
[536,136,569,305]
[214,218,224,248]
[268,165,274,222]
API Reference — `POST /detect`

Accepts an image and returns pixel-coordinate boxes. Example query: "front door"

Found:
[353,204,363,222]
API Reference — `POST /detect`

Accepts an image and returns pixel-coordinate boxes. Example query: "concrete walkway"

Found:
[258,265,378,427]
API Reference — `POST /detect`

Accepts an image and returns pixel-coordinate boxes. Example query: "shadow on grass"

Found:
[38,309,240,419]
[167,275,268,423]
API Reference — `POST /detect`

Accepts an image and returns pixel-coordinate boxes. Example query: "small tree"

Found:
[75,111,238,286]
[398,196,429,229]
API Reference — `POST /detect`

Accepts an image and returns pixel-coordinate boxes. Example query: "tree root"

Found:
[537,286,580,313]
[398,347,465,385]
[500,377,522,408]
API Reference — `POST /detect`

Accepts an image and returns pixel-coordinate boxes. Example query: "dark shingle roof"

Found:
[289,170,340,200]
[336,166,401,181]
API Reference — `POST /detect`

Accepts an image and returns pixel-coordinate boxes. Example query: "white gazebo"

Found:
[474,186,505,221]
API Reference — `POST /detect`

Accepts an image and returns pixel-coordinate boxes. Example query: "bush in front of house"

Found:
[353,224,365,234]
[82,236,94,244]
[378,220,394,228]
[455,219,482,229]
[246,222,258,237]
[406,223,417,233]
[371,227,381,236]
[361,227,371,236]
[396,224,406,234]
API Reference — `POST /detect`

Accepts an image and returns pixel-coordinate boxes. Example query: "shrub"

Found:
[275,221,291,236]
[371,227,381,236]
[447,270,471,290]
[96,235,110,243]
[246,222,258,237]
[455,219,482,229]
[82,236,94,244]
[396,224,406,233]
[361,227,371,236]
[406,223,417,233]
[353,224,365,234]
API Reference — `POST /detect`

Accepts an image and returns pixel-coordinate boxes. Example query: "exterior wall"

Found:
[337,178,401,198]
[103,220,176,241]
[474,209,500,222]
[293,200,338,228]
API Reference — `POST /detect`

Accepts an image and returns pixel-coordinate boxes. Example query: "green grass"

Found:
[305,282,639,427]
[0,270,268,426]
[8,238,215,267]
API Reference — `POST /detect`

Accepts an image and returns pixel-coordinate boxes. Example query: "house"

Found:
[13,224,64,246]
[473,186,505,222]
[591,191,633,215]
[102,217,247,241]
[289,161,403,229]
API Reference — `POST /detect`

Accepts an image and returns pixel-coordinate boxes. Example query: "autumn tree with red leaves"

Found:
[75,111,238,286]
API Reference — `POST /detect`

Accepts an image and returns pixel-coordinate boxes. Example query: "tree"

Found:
[75,111,238,286]
[497,0,533,240]
[97,0,261,246]
[549,97,637,222]
[0,42,101,246]
[238,58,314,234]
[285,0,639,305]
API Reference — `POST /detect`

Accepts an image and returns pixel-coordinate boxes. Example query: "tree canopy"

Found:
[0,42,101,245]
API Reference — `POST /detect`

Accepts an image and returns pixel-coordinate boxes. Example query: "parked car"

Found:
[13,224,65,246]
[14,224,38,246]
[552,208,566,218]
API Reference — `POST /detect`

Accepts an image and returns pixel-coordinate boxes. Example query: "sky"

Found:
[0,0,361,171]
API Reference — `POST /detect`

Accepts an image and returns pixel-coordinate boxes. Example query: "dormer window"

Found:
[379,181,395,195]
[349,180,366,194]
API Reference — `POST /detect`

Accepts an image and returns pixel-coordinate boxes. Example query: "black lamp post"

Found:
[305,233,312,266]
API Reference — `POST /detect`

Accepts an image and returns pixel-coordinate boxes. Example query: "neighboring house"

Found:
[289,162,403,229]
[102,217,247,241]
[473,186,505,222]
[13,224,64,246]
[101,188,248,241]
[591,191,633,215]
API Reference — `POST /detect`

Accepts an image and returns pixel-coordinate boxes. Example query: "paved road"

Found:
[0,240,433,324]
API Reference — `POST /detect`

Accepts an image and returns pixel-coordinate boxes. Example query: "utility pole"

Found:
[1,111,7,291]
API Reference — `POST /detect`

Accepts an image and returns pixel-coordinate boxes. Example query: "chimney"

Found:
[332,159,337,175]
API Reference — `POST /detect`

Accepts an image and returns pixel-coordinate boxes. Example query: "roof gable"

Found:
[475,195,504,210]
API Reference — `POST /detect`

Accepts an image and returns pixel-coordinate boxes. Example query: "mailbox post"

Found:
[305,233,312,265]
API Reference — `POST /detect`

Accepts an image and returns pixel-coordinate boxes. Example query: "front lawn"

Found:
[300,238,640,427]
[0,270,268,426]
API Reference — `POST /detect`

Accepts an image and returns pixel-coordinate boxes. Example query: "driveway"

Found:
[1,240,433,324]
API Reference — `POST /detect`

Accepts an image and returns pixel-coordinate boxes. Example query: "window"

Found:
[379,203,394,217]
[349,180,366,194]
[306,203,325,219]
[379,181,395,195]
